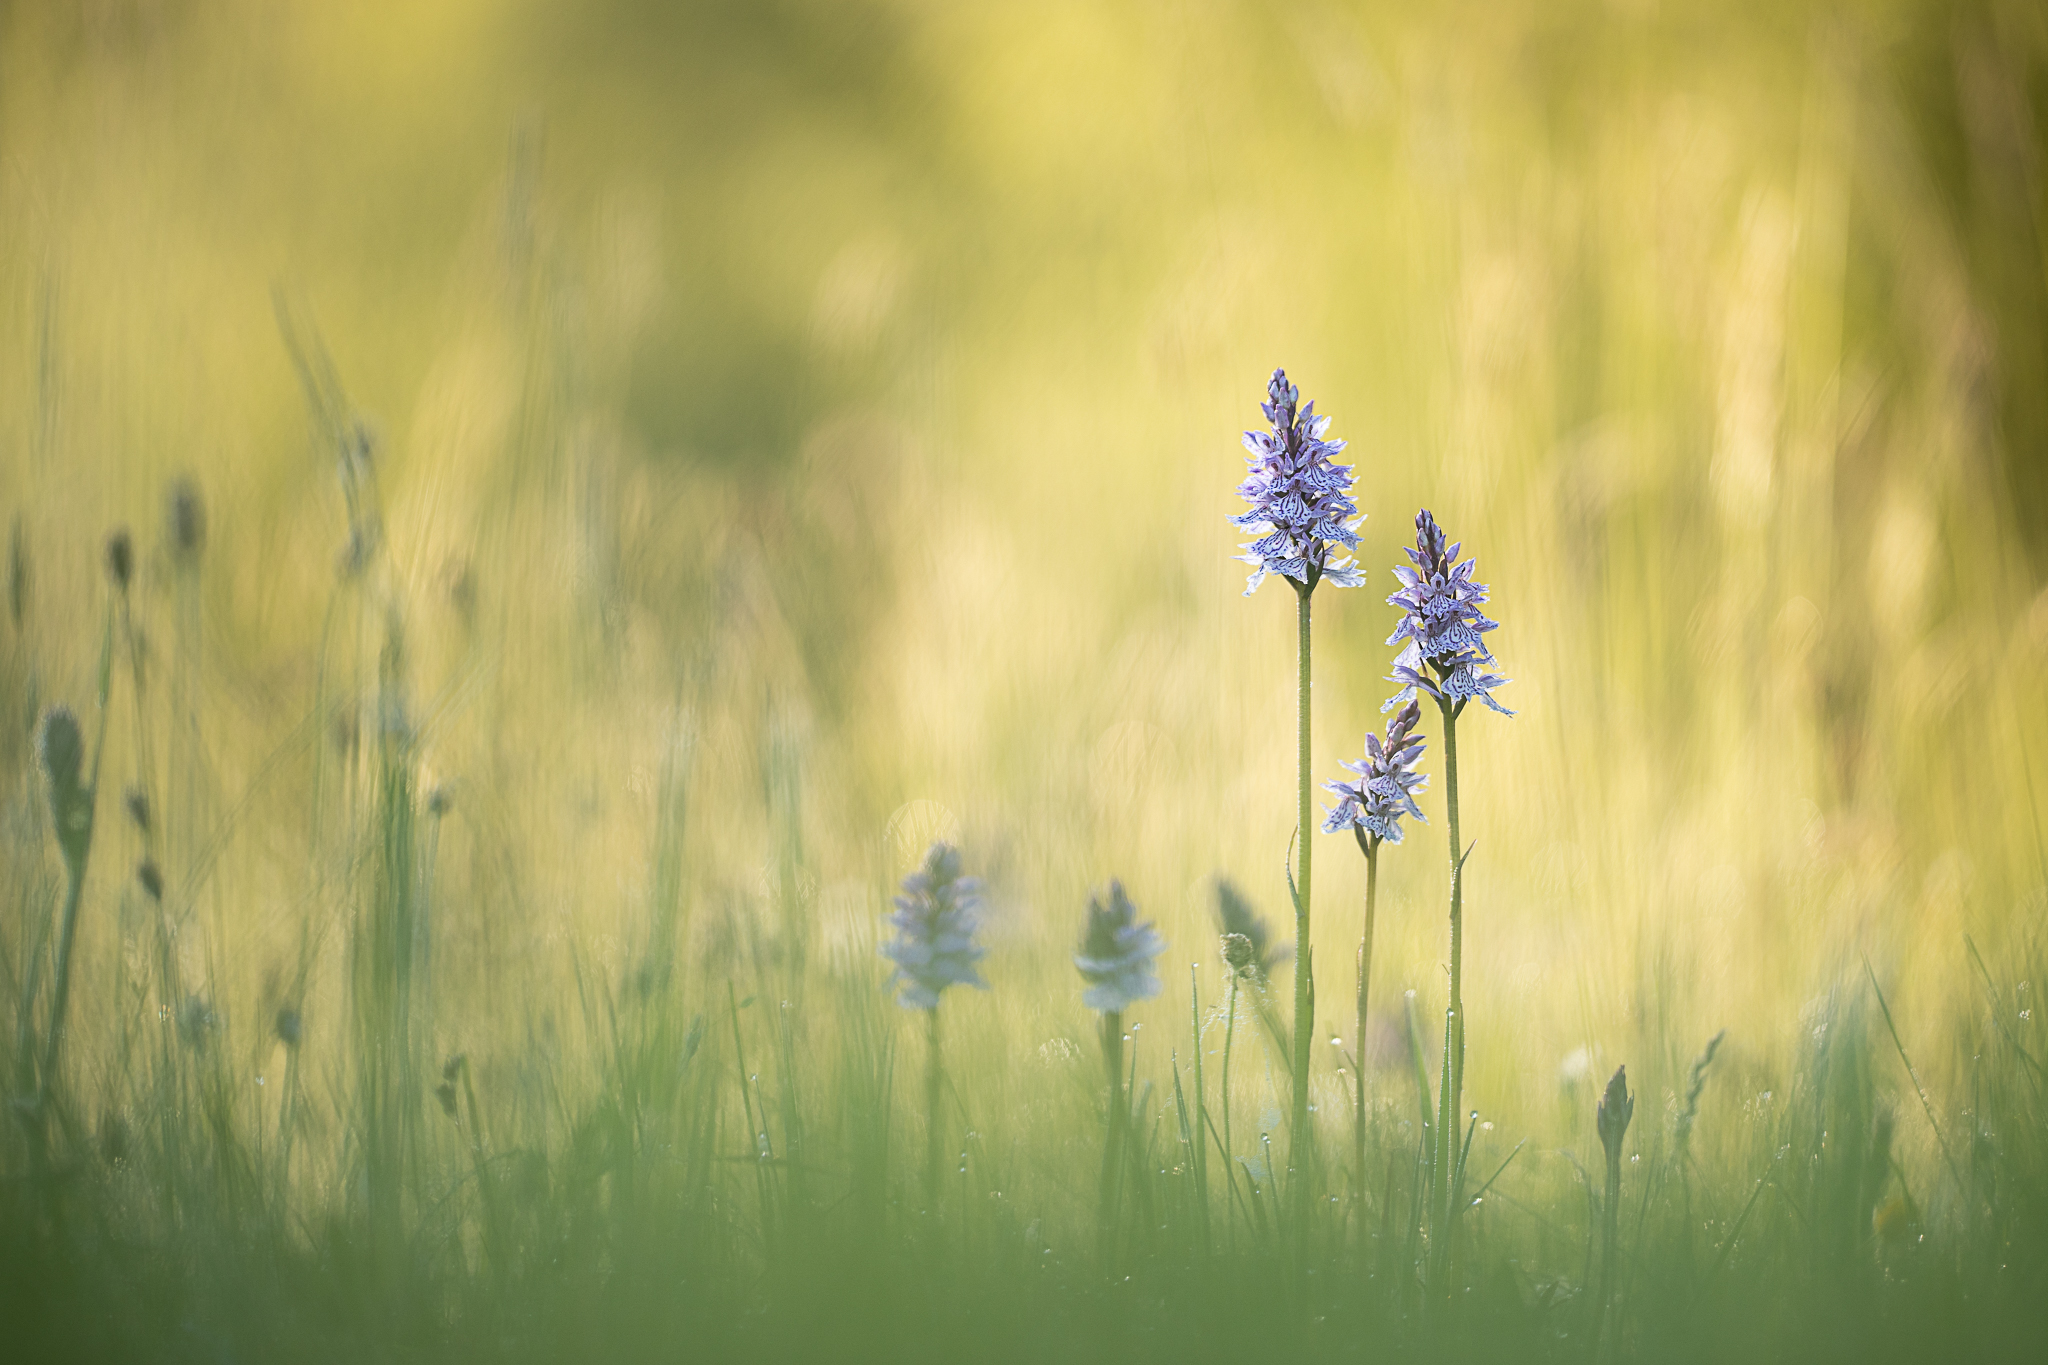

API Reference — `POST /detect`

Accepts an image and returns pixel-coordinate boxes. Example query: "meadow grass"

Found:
[0,476,2043,1362]
[4,1,2048,1360]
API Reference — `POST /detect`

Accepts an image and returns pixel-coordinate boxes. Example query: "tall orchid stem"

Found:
[1098,1008,1126,1265]
[1290,581,1315,1248]
[924,1005,944,1216]
[1221,972,1239,1251]
[1431,696,1465,1293]
[1599,1129,1623,1351]
[1354,835,1379,1214]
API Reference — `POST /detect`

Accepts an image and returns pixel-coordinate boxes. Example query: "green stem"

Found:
[1355,837,1379,1213]
[1599,1142,1622,1355]
[925,1004,944,1215]
[1432,698,1464,1288]
[1189,966,1210,1252]
[1098,1009,1125,1264]
[38,604,114,1107]
[1291,583,1314,1240]
[1221,974,1238,1250]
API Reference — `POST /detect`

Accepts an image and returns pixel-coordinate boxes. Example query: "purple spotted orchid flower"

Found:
[881,843,989,1009]
[1231,369,1365,596]
[1323,699,1430,847]
[1075,881,1166,1013]
[1384,510,1514,716]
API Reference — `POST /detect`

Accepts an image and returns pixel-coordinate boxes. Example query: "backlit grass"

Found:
[3,2,2047,1360]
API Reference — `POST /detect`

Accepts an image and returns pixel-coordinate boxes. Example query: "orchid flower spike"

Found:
[1230,369,1365,596]
[1076,880,1166,1013]
[881,842,989,1009]
[1384,509,1514,716]
[1323,699,1430,847]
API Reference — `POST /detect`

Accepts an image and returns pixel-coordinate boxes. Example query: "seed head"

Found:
[435,1053,466,1119]
[1230,369,1365,596]
[880,842,989,1009]
[1597,1065,1634,1164]
[1323,700,1429,846]
[1214,878,1289,981]
[1384,509,1513,716]
[331,708,360,757]
[104,527,133,592]
[136,859,164,902]
[6,517,27,629]
[166,479,207,562]
[275,1005,302,1048]
[177,996,217,1050]
[38,705,83,796]
[1075,880,1165,1013]
[1220,933,1256,976]
[37,706,92,870]
[124,786,151,833]
[1676,1030,1725,1153]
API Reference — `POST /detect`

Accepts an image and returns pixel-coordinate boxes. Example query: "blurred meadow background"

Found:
[4,0,2048,1360]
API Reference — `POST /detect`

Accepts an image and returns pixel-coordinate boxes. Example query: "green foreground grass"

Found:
[2,540,2044,1361]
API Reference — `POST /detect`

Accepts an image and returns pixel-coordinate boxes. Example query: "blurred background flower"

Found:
[1076,881,1166,1013]
[881,841,988,1008]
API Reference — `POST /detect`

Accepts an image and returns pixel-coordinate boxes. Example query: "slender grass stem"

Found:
[1221,972,1239,1250]
[1865,958,1964,1193]
[729,982,774,1249]
[38,605,114,1112]
[1354,837,1379,1220]
[1290,581,1314,1248]
[1189,965,1210,1252]
[1598,1141,1621,1352]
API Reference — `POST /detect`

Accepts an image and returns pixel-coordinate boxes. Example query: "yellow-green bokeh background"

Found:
[4,0,2047,1184]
